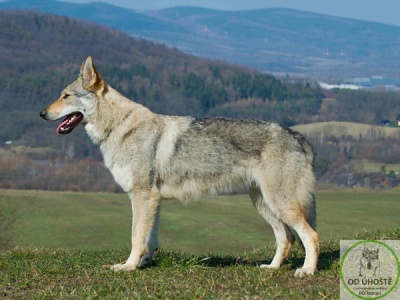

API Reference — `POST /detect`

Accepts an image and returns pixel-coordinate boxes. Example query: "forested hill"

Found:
[0,10,324,153]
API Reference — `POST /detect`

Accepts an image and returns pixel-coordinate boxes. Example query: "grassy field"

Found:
[0,239,339,299]
[0,189,400,298]
[1,189,400,254]
[0,229,399,299]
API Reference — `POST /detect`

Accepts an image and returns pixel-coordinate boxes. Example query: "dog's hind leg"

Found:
[289,217,319,277]
[249,186,295,269]
[111,188,161,271]
[281,188,318,277]
[275,192,318,277]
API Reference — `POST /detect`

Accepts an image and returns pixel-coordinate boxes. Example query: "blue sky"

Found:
[59,0,400,26]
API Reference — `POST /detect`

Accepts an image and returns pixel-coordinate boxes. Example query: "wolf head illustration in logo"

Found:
[359,245,380,277]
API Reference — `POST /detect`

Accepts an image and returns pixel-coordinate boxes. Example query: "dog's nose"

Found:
[39,110,47,119]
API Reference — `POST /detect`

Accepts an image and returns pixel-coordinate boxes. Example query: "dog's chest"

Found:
[109,163,133,192]
[100,145,134,192]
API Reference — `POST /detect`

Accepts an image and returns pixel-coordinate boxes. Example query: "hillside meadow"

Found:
[0,189,399,298]
[292,121,400,139]
[0,189,399,253]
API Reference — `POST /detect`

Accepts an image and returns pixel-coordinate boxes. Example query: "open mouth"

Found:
[56,112,84,135]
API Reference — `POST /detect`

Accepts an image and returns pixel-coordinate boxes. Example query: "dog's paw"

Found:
[139,254,154,267]
[294,267,315,277]
[110,263,138,272]
[259,263,279,269]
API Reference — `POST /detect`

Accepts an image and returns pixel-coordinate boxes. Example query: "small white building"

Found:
[318,82,361,90]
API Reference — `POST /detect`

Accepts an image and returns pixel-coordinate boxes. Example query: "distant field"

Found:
[292,121,400,138]
[1,189,399,254]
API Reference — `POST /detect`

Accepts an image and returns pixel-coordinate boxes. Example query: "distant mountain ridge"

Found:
[0,0,180,32]
[1,0,400,78]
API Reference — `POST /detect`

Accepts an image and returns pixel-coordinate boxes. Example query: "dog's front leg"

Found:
[111,189,161,271]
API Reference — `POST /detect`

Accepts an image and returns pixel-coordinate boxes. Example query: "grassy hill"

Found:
[293,121,400,184]
[1,188,400,298]
[0,242,339,299]
[293,121,400,139]
[3,229,399,299]
[2,189,400,253]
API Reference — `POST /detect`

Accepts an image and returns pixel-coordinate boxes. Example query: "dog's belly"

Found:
[158,181,201,201]
[158,174,247,202]
[158,183,184,201]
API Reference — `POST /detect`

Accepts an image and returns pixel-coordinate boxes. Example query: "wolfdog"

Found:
[40,56,318,276]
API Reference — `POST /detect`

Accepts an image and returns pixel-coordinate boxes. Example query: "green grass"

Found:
[3,189,400,255]
[1,189,400,298]
[1,229,399,299]
[0,244,334,299]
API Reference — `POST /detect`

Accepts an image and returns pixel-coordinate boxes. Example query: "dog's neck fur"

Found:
[84,84,154,145]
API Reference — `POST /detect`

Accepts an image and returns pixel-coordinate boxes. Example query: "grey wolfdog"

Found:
[40,56,318,277]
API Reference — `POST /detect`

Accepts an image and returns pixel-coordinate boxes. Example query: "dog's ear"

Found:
[81,56,105,92]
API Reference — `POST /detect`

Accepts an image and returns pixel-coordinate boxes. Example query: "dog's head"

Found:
[39,56,106,134]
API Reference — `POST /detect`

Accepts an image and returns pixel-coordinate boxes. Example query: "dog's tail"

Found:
[307,193,317,231]
[292,193,316,248]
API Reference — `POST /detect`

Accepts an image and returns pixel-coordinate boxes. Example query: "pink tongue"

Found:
[56,117,71,134]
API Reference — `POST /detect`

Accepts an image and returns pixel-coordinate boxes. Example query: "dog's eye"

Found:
[63,94,70,99]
